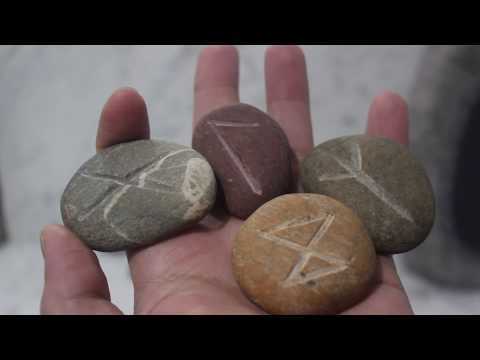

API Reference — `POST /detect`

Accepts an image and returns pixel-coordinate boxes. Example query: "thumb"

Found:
[40,224,122,315]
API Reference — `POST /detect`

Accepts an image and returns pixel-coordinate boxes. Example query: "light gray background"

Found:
[0,45,478,314]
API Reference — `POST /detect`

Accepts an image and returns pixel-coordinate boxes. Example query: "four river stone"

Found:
[192,103,293,220]
[232,194,377,315]
[61,140,216,252]
[301,135,435,254]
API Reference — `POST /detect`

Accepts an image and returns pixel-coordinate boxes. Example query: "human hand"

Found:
[40,45,414,315]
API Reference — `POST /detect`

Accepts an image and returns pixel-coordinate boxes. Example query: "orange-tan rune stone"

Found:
[232,194,377,315]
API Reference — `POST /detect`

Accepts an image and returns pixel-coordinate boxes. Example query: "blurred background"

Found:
[0,45,479,314]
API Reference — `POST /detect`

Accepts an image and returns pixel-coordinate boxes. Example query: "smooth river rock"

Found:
[301,135,435,255]
[61,140,216,252]
[232,194,377,315]
[192,103,293,219]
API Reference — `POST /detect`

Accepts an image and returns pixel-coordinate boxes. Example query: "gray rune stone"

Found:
[301,135,435,255]
[61,140,217,252]
[404,45,480,287]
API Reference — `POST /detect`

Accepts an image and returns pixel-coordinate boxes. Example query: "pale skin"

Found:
[40,45,414,315]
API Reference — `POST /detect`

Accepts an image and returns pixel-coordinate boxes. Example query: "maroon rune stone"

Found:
[193,103,294,219]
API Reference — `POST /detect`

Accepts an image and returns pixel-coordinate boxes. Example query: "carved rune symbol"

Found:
[258,214,349,288]
[318,142,415,224]
[75,149,194,243]
[208,120,263,196]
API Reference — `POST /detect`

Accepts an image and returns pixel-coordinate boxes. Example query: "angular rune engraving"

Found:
[208,120,263,196]
[318,142,415,224]
[258,214,349,288]
[75,149,194,242]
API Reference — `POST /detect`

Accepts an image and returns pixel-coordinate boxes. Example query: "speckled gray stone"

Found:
[61,140,217,252]
[301,135,435,255]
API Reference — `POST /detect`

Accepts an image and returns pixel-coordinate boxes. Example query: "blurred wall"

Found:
[406,45,480,287]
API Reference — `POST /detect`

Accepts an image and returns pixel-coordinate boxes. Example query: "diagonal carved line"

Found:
[322,147,415,224]
[356,172,415,224]
[104,185,131,220]
[284,262,349,287]
[267,217,329,234]
[260,231,348,286]
[102,149,194,241]
[81,149,192,188]
[103,208,143,245]
[76,149,193,223]
[259,232,311,253]
[284,253,311,285]
[267,219,302,233]
[130,186,178,195]
[101,185,135,243]
[144,177,177,190]
[351,142,362,171]
[318,174,355,182]
[210,121,260,128]
[309,214,336,248]
[80,173,126,186]
[158,164,188,171]
[77,185,120,222]
[137,149,194,188]
[259,232,347,267]
[208,121,263,196]
[124,154,172,181]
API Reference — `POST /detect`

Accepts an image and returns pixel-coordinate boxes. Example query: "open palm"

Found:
[40,45,414,315]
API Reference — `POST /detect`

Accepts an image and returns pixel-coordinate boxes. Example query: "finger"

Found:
[342,282,414,315]
[365,92,413,311]
[40,225,122,315]
[343,256,413,315]
[265,45,314,159]
[366,92,410,287]
[96,87,150,151]
[378,256,407,291]
[367,91,409,146]
[193,45,240,128]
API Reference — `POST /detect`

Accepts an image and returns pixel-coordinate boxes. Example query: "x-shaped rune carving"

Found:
[74,149,194,242]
